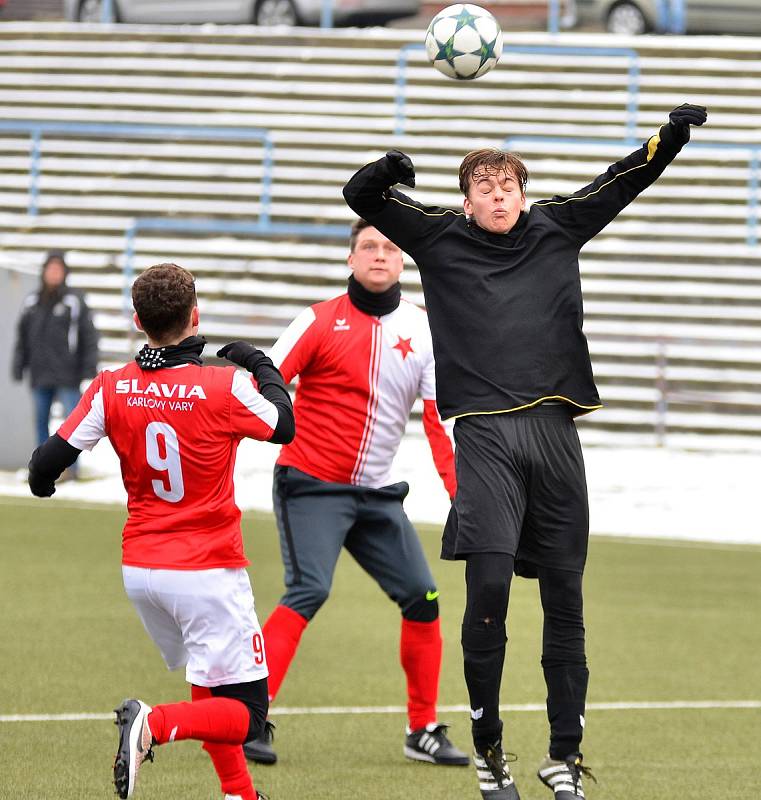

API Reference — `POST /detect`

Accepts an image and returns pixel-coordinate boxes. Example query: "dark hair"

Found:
[42,249,68,269]
[349,218,373,253]
[132,263,197,342]
[38,250,69,298]
[458,149,529,196]
[41,250,68,277]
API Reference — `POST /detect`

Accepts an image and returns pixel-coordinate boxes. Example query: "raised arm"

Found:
[217,342,295,445]
[343,150,460,257]
[533,104,708,245]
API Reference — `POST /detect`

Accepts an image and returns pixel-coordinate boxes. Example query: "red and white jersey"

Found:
[57,361,279,570]
[270,294,456,495]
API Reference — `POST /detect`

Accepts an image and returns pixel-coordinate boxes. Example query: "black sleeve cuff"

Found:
[28,433,81,496]
[248,360,295,445]
[658,122,688,152]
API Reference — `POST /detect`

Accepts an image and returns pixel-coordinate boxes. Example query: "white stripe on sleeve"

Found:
[231,370,279,431]
[268,306,316,369]
[66,388,105,451]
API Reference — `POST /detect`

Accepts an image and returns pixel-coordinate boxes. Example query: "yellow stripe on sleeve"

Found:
[389,196,464,218]
[646,133,661,162]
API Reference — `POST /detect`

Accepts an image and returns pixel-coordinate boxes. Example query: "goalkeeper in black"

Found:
[343,104,707,800]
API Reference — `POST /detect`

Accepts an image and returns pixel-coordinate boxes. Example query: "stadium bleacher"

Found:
[1,21,760,447]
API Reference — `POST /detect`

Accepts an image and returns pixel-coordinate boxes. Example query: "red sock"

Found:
[262,604,309,702]
[400,617,442,731]
[190,686,257,800]
[148,696,250,745]
[202,741,257,799]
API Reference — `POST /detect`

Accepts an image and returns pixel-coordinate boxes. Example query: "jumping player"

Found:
[242,219,468,768]
[343,105,708,799]
[27,263,295,800]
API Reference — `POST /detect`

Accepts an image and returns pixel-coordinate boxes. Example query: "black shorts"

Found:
[441,404,589,575]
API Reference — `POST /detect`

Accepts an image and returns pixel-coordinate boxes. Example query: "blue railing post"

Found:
[28,128,42,217]
[260,135,274,228]
[395,44,423,137]
[547,0,560,34]
[124,222,137,317]
[101,0,115,23]
[626,53,640,143]
[320,0,333,28]
[395,47,410,137]
[655,338,668,446]
[748,148,759,248]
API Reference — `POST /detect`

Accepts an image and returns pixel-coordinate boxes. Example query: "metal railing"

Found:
[122,217,349,314]
[0,120,275,219]
[502,135,761,246]
[587,333,761,446]
[0,119,350,311]
[395,43,641,138]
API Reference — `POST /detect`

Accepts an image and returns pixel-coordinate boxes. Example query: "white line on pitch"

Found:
[2,700,760,723]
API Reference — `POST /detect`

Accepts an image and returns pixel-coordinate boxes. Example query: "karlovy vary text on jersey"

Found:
[115,378,206,412]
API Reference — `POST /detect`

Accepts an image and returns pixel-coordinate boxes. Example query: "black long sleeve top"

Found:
[343,125,687,420]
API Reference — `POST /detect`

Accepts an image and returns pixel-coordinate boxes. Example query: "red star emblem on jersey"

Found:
[393,336,414,360]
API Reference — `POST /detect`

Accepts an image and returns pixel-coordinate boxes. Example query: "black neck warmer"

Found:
[347,275,402,317]
[135,335,206,370]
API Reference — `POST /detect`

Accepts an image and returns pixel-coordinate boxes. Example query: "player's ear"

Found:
[133,312,144,332]
[463,196,473,216]
[190,305,200,328]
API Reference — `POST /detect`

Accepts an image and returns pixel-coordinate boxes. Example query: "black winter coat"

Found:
[12,287,99,388]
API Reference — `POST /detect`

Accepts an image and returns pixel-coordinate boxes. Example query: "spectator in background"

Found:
[12,250,99,467]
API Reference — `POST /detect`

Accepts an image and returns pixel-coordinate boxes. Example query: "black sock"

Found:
[538,566,588,760]
[462,621,507,748]
[462,553,514,750]
[543,664,589,759]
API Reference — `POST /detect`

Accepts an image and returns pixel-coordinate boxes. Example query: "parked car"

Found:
[575,0,761,35]
[63,0,420,26]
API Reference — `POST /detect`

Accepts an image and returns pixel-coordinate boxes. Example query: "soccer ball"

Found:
[425,3,503,81]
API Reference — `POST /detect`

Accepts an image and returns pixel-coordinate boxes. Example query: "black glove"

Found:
[28,468,55,498]
[217,341,268,373]
[384,149,416,188]
[668,103,707,144]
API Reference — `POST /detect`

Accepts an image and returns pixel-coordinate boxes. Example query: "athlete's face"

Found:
[348,226,404,293]
[464,167,526,234]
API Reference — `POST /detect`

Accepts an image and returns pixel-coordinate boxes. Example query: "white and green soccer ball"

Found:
[424,3,503,81]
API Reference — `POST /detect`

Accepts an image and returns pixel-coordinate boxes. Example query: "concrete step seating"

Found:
[1,23,760,441]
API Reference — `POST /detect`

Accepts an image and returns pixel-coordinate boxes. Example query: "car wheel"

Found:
[254,0,299,25]
[606,1,649,35]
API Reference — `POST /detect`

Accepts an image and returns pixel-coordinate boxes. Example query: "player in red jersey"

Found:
[242,219,468,768]
[28,263,294,800]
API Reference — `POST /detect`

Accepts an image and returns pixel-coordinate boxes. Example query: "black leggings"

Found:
[462,553,588,758]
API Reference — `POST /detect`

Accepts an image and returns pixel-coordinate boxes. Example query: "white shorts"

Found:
[122,566,268,688]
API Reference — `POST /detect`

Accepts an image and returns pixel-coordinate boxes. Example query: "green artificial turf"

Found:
[1,497,759,799]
